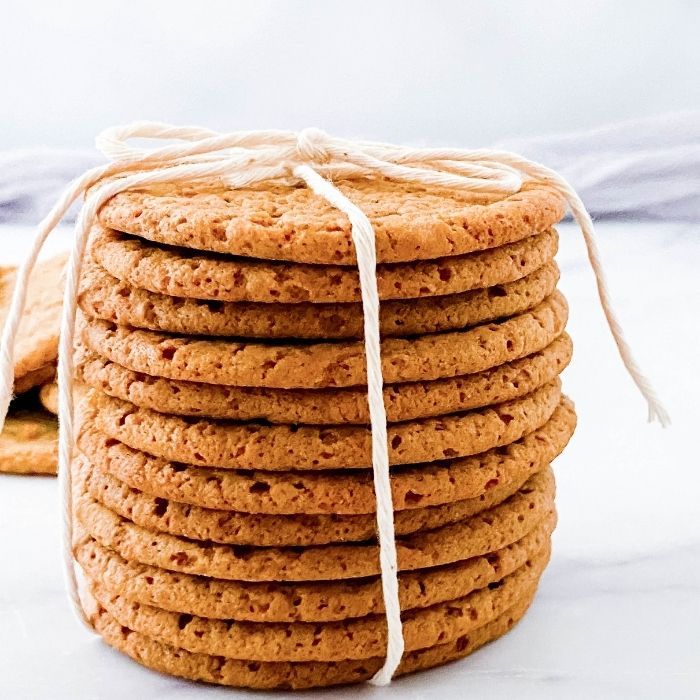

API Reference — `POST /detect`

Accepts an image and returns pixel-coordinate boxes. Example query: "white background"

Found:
[1,0,699,149]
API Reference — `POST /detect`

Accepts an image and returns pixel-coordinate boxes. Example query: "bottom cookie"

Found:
[86,587,536,689]
[0,402,57,475]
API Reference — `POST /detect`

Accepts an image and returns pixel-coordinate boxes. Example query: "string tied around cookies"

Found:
[0,121,670,686]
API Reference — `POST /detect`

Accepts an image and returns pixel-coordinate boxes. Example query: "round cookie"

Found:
[75,334,572,424]
[88,550,547,662]
[87,380,561,470]
[97,178,566,264]
[76,455,536,546]
[76,398,576,514]
[0,407,57,475]
[75,514,555,622]
[90,225,559,303]
[87,592,536,689]
[74,468,555,582]
[39,382,58,415]
[78,258,559,339]
[78,292,568,388]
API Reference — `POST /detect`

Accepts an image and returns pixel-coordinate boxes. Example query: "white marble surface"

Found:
[0,221,698,699]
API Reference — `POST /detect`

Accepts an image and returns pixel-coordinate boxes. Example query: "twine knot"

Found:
[295,127,331,164]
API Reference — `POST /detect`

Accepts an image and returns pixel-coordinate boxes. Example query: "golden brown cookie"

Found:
[87,380,561,470]
[76,454,536,546]
[0,405,57,475]
[90,225,558,303]
[0,254,66,388]
[97,179,566,264]
[88,549,547,662]
[78,257,559,339]
[78,292,568,388]
[74,468,555,582]
[76,513,555,622]
[39,382,58,415]
[87,591,536,689]
[76,397,575,514]
[76,334,572,424]
[14,364,56,395]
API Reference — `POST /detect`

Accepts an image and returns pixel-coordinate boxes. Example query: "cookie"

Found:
[78,257,559,339]
[97,179,566,264]
[14,363,56,395]
[39,382,58,415]
[0,254,66,386]
[87,380,561,470]
[76,398,575,514]
[78,292,568,388]
[76,454,537,546]
[90,225,558,303]
[87,591,535,689]
[75,513,555,621]
[74,468,555,582]
[87,549,547,662]
[0,405,57,475]
[76,334,571,424]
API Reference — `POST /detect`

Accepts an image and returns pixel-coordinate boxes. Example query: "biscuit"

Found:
[98,179,566,264]
[76,454,536,546]
[39,382,58,415]
[76,398,575,514]
[76,334,572,424]
[0,405,57,475]
[14,364,56,395]
[74,468,555,582]
[87,591,536,689]
[90,225,558,303]
[0,254,66,386]
[87,380,561,470]
[76,513,555,621]
[78,257,559,339]
[78,292,568,388]
[87,550,547,662]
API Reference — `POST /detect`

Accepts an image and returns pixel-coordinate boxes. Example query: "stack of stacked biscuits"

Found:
[72,179,576,689]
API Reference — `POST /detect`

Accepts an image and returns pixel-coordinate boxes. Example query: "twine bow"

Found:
[0,122,669,686]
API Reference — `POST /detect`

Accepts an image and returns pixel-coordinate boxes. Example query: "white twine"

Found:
[0,122,670,685]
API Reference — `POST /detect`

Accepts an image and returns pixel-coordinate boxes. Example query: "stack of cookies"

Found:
[0,254,65,475]
[73,179,576,689]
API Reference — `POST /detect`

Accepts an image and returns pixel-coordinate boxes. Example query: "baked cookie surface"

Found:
[97,179,566,264]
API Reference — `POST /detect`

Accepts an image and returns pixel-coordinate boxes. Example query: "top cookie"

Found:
[97,179,566,264]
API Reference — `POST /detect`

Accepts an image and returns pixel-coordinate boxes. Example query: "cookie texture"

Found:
[78,292,568,388]
[97,179,566,264]
[91,225,559,303]
[76,514,555,621]
[87,380,561,470]
[78,257,559,339]
[76,334,572,424]
[87,550,547,662]
[0,254,65,386]
[74,468,555,582]
[76,397,575,514]
[0,407,57,475]
[76,455,534,546]
[87,591,535,689]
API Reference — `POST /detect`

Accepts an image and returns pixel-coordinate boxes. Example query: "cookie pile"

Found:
[0,254,64,475]
[73,179,576,689]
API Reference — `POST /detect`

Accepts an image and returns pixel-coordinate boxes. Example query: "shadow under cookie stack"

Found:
[73,179,576,690]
